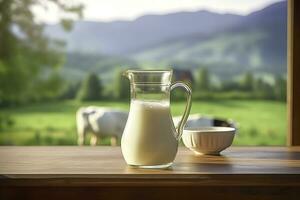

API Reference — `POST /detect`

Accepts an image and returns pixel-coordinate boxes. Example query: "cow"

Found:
[173,114,236,129]
[173,114,213,128]
[76,106,128,146]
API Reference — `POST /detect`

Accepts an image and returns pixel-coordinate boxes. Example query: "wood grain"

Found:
[1,147,300,199]
[0,147,300,183]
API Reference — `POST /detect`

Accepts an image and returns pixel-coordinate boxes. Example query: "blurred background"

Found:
[0,0,287,145]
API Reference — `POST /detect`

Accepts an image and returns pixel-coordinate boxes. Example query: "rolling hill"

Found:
[133,1,287,78]
[45,11,240,55]
[55,1,287,82]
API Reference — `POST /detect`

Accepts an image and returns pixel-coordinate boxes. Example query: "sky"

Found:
[33,0,284,24]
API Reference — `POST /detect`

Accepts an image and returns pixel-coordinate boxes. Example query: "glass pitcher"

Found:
[121,69,192,168]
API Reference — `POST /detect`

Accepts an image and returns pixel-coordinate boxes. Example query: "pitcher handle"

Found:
[170,82,192,141]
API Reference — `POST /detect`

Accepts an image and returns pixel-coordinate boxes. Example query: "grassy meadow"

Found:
[0,100,286,146]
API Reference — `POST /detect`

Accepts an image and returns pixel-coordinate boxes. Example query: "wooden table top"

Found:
[1,146,300,186]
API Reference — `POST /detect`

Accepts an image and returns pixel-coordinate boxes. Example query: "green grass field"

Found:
[0,100,287,146]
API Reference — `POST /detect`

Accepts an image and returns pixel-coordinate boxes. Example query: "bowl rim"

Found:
[183,126,236,133]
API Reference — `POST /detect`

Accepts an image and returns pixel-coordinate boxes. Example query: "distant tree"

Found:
[240,72,254,91]
[35,72,65,100]
[254,78,264,92]
[254,78,275,99]
[0,0,83,105]
[274,76,287,101]
[114,70,130,100]
[221,80,240,91]
[196,68,211,91]
[77,73,102,101]
[60,82,80,100]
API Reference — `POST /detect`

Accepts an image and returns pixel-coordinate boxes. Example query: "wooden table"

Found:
[1,147,300,200]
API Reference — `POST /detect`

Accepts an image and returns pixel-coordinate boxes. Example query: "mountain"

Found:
[133,1,287,78]
[45,11,241,55]
[62,53,136,83]
[56,1,287,82]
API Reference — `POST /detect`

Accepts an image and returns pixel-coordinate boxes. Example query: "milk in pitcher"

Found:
[121,100,178,167]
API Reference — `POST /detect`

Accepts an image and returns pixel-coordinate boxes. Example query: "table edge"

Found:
[1,174,300,187]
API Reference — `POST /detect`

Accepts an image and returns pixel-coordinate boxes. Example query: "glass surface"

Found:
[122,70,192,168]
[125,70,172,101]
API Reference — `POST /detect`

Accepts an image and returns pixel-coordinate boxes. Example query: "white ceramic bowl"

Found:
[182,127,236,155]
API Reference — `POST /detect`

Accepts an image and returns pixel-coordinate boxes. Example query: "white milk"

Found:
[121,100,178,166]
